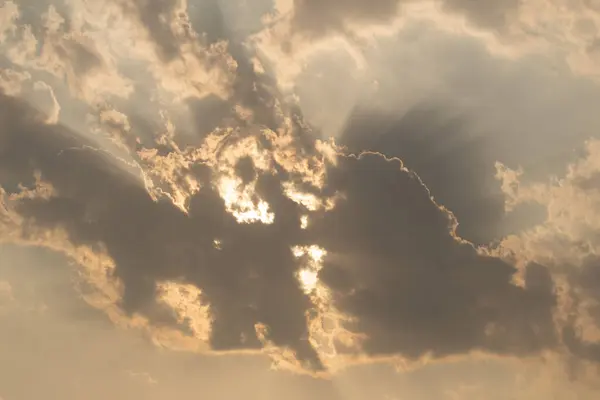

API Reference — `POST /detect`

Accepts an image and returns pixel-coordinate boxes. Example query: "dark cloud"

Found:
[579,258,600,308]
[0,86,565,370]
[0,246,345,400]
[338,104,548,245]
[291,0,519,37]
[4,0,600,389]
[0,0,573,366]
[562,325,600,364]
[185,94,233,142]
[307,153,557,358]
[0,92,322,370]
[340,105,506,245]
[235,155,257,185]
[562,257,600,363]
[0,1,570,368]
[188,0,229,45]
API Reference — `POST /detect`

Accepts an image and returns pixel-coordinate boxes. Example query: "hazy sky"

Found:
[1,0,600,399]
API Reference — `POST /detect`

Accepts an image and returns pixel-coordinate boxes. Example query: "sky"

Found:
[1,0,600,399]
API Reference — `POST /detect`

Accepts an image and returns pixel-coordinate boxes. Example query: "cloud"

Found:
[0,90,326,370]
[254,0,600,108]
[119,0,189,61]
[563,257,600,362]
[0,68,30,96]
[0,1,133,103]
[0,84,562,373]
[284,18,600,251]
[496,139,600,266]
[1,246,597,400]
[496,139,600,366]
[1,0,600,386]
[308,152,556,359]
[338,105,507,245]
[290,0,518,37]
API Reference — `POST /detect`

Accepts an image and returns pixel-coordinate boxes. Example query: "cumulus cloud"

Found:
[0,1,133,103]
[0,89,326,369]
[0,86,559,372]
[496,139,600,365]
[308,153,556,359]
[339,105,506,245]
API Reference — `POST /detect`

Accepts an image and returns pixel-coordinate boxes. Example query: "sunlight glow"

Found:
[217,176,275,224]
[283,182,321,211]
[298,268,319,292]
[292,245,326,293]
[156,281,212,342]
[300,215,309,229]
[291,244,359,365]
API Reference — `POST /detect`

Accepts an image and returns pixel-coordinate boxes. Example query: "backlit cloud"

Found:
[1,0,600,394]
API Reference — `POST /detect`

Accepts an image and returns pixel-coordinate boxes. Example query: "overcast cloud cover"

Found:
[2,0,600,399]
